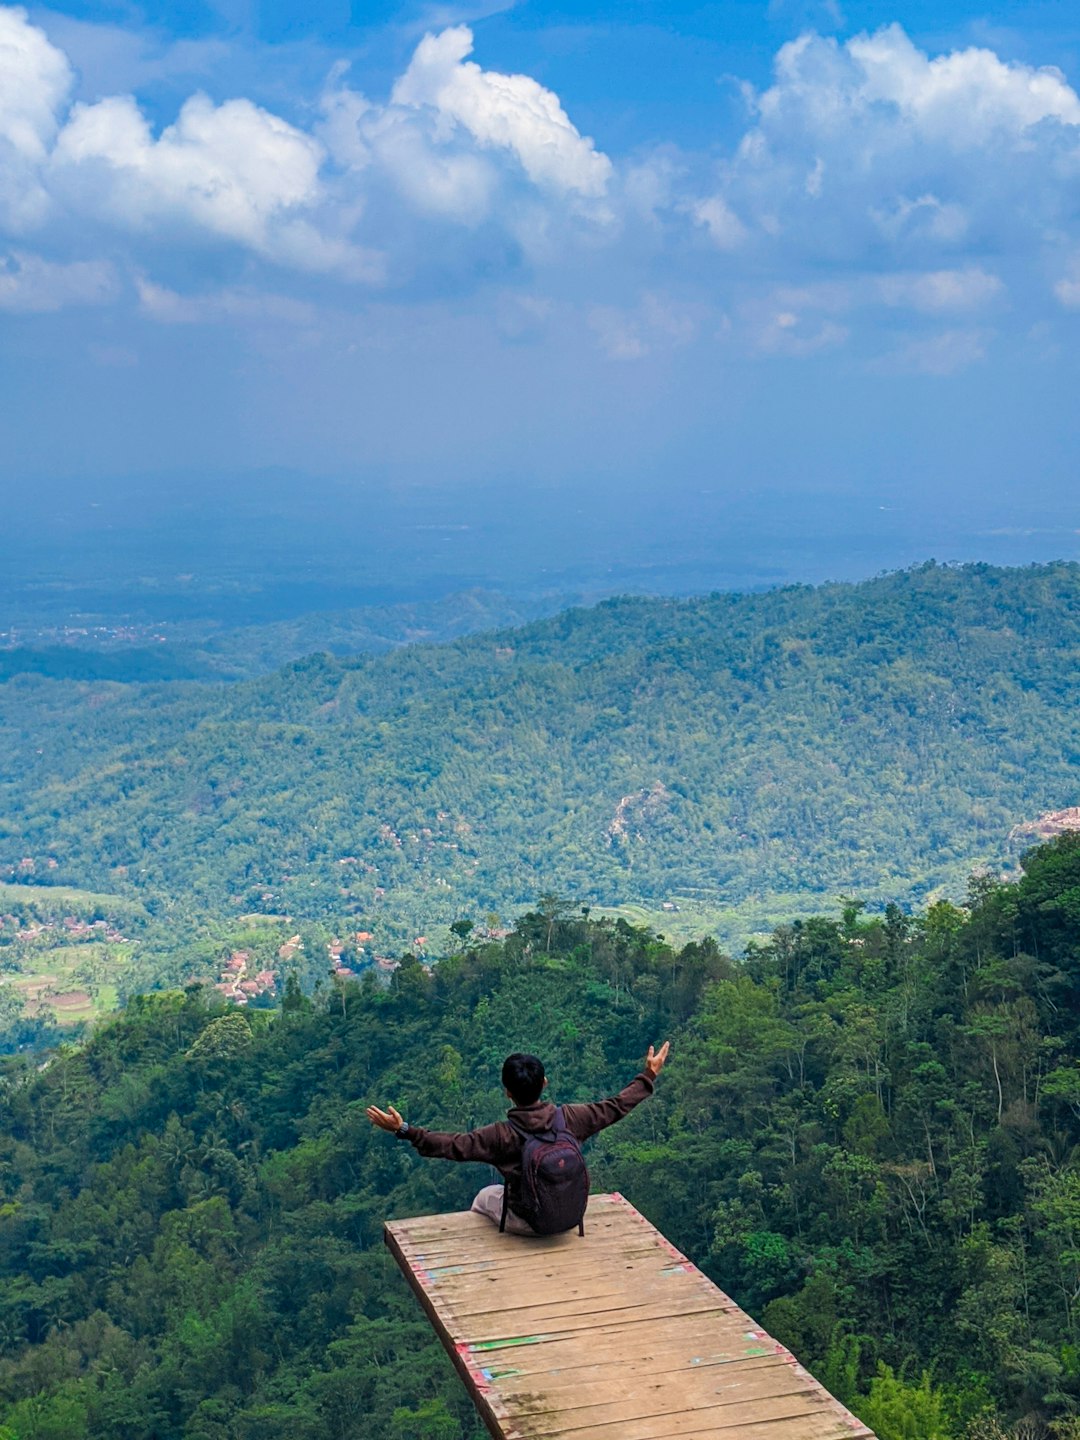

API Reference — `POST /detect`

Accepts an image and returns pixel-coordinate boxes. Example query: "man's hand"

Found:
[367,1104,405,1133]
[645,1041,670,1078]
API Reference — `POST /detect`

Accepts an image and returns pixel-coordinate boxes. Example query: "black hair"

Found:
[501,1053,546,1105]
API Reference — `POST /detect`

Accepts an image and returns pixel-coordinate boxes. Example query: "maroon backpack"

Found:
[501,1107,590,1236]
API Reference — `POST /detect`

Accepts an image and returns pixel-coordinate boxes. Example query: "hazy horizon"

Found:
[3,468,1079,639]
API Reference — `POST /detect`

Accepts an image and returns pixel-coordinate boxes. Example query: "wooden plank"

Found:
[385,1193,875,1440]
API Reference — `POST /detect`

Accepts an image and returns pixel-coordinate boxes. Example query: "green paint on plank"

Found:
[469,1335,546,1352]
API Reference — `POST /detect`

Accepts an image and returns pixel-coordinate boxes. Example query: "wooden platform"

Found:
[385,1191,875,1440]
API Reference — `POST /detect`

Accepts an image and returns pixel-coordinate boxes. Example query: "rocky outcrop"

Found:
[1009,808,1080,846]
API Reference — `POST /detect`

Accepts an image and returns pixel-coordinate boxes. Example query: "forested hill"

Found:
[4,841,1080,1438]
[3,561,1080,948]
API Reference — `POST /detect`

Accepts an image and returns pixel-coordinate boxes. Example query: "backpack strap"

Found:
[502,1117,534,1233]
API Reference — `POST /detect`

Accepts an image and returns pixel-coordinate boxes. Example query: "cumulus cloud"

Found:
[843,25,1080,139]
[53,93,323,250]
[0,0,1079,369]
[0,6,70,157]
[346,98,499,224]
[391,26,611,197]
[0,6,609,294]
[0,6,72,228]
[695,24,1080,268]
[317,24,612,242]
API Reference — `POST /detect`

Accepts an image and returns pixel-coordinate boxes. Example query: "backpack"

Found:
[501,1107,590,1237]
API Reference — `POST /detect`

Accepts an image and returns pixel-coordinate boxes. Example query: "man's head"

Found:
[502,1053,546,1106]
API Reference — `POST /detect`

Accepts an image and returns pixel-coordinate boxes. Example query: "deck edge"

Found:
[385,1217,525,1440]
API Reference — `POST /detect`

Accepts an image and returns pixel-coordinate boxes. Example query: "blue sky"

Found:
[2,0,1080,574]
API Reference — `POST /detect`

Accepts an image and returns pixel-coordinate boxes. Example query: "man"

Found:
[367,1041,670,1234]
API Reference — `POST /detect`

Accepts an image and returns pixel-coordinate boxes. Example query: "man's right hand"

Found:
[645,1041,670,1078]
[367,1104,405,1133]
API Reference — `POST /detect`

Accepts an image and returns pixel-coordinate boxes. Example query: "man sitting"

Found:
[366,1042,669,1234]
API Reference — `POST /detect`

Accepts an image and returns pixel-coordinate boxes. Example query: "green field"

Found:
[596,880,973,950]
[0,882,148,919]
[0,941,134,1026]
[0,884,149,1029]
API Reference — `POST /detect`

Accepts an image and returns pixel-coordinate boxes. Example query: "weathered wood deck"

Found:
[385,1191,875,1440]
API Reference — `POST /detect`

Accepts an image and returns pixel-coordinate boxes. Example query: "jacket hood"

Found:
[506,1099,559,1133]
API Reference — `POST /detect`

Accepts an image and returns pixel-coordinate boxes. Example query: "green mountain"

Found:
[2,561,1080,959]
[3,842,1080,1439]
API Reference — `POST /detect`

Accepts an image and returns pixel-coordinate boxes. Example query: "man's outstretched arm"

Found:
[562,1040,670,1141]
[366,1104,510,1164]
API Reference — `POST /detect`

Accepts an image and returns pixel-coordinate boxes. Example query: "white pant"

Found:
[471,1183,539,1236]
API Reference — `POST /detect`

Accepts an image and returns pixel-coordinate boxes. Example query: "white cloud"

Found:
[804,156,825,197]
[0,8,607,289]
[0,249,115,311]
[878,267,1003,313]
[693,195,747,250]
[314,26,617,256]
[754,308,848,356]
[360,104,498,223]
[870,194,969,246]
[844,25,1080,141]
[53,93,323,250]
[699,24,1080,267]
[0,7,70,159]
[391,26,611,197]
[0,7,72,229]
[0,4,1078,371]
[756,25,1080,146]
[877,326,990,375]
[136,277,316,325]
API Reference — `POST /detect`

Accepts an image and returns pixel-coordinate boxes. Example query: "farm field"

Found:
[0,885,144,1032]
[1,941,131,1026]
[595,883,967,950]
[0,882,140,914]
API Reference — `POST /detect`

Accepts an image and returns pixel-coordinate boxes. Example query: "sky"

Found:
[2,0,1080,588]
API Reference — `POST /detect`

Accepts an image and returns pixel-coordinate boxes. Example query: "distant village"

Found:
[0,622,170,648]
[213,930,415,1006]
[0,912,128,945]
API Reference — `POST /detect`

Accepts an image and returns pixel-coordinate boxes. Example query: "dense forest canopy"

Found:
[2,562,1080,963]
[4,838,1080,1438]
